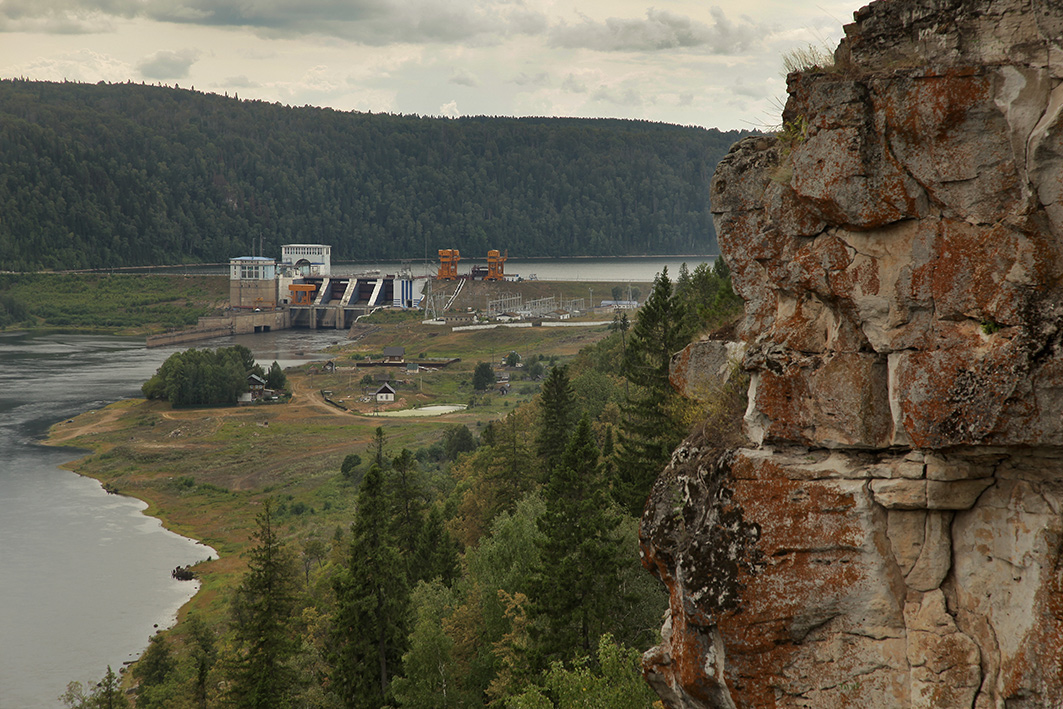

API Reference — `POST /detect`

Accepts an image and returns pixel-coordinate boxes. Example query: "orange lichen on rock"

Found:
[641,0,1063,707]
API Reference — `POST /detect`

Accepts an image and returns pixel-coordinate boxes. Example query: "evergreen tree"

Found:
[226,498,300,709]
[266,361,287,390]
[412,505,461,586]
[473,361,495,391]
[94,666,129,709]
[0,80,749,271]
[614,268,693,515]
[62,667,130,709]
[372,426,387,468]
[132,634,174,709]
[185,613,216,709]
[331,465,410,708]
[530,417,625,666]
[340,453,362,483]
[488,411,535,507]
[442,424,478,460]
[388,447,427,568]
[535,366,575,475]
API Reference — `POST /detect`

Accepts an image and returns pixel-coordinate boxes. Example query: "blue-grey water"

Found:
[0,330,342,708]
[0,257,689,707]
[364,256,715,282]
[154,255,715,282]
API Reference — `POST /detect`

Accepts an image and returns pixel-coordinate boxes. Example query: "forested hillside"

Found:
[0,79,750,271]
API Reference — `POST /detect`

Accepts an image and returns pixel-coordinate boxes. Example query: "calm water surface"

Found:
[337,255,714,281]
[0,329,341,708]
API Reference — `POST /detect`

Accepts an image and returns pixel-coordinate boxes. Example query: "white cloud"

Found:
[15,49,133,82]
[137,48,200,79]
[440,100,460,117]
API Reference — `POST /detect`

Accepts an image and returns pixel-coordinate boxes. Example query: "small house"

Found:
[247,373,266,400]
[375,382,396,403]
[383,346,406,363]
[443,312,476,324]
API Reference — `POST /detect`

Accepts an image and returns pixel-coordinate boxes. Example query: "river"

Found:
[0,257,691,707]
[0,329,343,708]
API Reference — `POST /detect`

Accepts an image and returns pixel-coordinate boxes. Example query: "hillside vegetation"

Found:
[0,79,750,271]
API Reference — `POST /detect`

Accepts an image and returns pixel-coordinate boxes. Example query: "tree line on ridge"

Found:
[0,79,752,271]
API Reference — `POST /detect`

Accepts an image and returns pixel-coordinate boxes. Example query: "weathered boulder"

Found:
[642,0,1063,706]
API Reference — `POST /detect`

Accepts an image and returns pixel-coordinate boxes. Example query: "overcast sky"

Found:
[0,0,857,130]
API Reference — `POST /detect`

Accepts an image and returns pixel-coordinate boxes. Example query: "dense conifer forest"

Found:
[0,79,750,271]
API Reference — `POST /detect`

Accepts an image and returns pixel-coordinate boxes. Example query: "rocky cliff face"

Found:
[641,1,1063,707]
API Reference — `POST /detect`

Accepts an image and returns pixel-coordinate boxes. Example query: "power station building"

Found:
[229,244,419,329]
[280,244,331,277]
[229,256,279,310]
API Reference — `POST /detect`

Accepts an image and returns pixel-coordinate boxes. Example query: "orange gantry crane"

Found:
[485,249,507,281]
[437,249,461,280]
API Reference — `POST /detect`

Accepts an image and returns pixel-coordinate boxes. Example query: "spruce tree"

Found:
[131,634,174,709]
[387,447,427,572]
[614,267,692,515]
[185,613,216,709]
[412,505,461,586]
[95,666,130,709]
[266,361,287,390]
[331,465,410,708]
[488,411,535,508]
[530,417,625,666]
[535,365,575,475]
[226,498,300,709]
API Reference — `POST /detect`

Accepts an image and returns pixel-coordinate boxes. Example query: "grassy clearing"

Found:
[0,273,228,333]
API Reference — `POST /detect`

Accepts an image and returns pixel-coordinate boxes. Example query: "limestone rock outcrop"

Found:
[641,1,1063,707]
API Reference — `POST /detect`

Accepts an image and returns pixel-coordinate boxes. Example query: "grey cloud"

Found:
[549,7,761,53]
[224,75,260,88]
[0,0,548,45]
[449,70,479,87]
[0,0,137,32]
[137,49,200,79]
[512,71,549,87]
[591,86,647,107]
[731,77,769,98]
[562,75,587,94]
